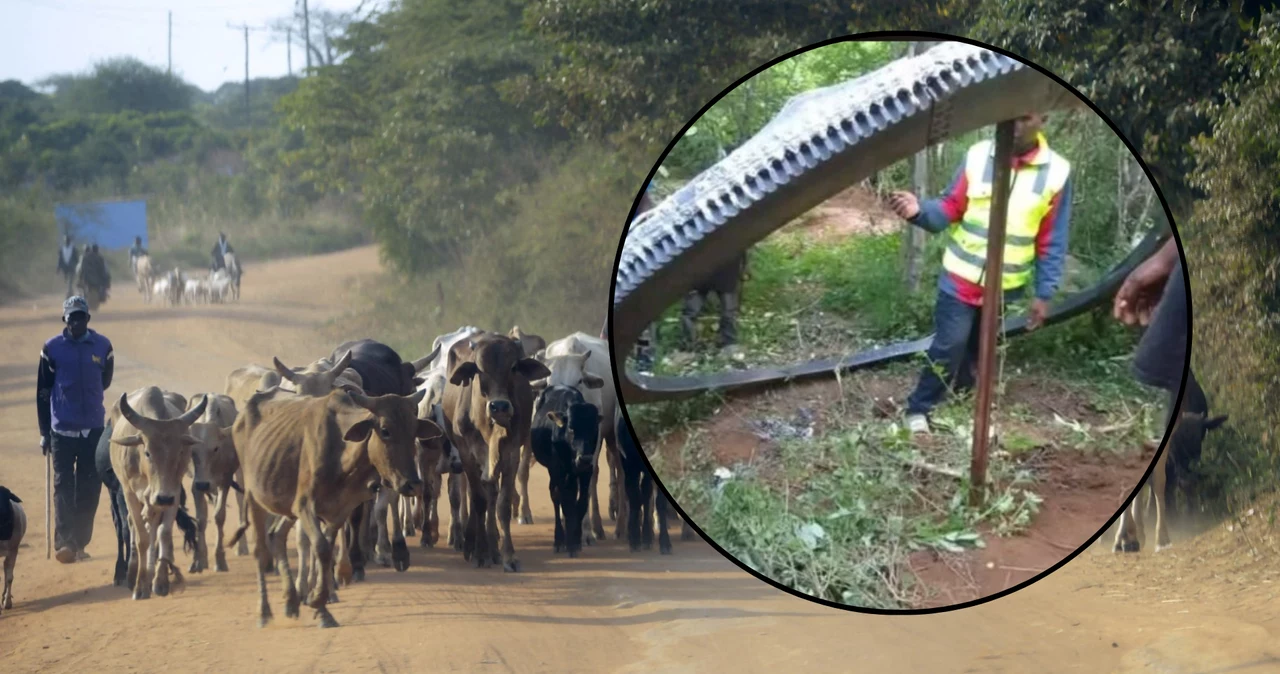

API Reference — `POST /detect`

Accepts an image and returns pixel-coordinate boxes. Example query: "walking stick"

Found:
[45,450,52,559]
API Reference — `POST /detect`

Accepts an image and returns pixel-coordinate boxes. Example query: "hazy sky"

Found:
[5,0,373,93]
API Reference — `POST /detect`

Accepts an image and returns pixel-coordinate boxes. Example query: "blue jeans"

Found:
[906,288,1022,416]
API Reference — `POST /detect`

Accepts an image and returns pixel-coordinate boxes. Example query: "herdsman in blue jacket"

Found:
[36,296,114,564]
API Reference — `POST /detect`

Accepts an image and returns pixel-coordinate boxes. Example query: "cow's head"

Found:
[187,421,234,494]
[1178,412,1229,447]
[113,392,208,507]
[341,389,438,496]
[532,350,604,394]
[274,350,358,397]
[1169,411,1230,467]
[449,336,551,429]
[553,401,601,475]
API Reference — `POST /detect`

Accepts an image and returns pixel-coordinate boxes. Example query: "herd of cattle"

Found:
[132,252,242,307]
[80,325,691,628]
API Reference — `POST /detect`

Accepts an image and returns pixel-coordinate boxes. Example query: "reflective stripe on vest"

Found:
[942,135,1070,290]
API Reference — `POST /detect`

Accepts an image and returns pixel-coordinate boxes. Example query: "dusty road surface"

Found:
[0,246,1276,673]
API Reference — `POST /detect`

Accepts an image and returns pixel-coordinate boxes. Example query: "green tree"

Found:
[40,57,198,117]
[1185,11,1280,488]
[518,1,972,148]
[279,0,566,272]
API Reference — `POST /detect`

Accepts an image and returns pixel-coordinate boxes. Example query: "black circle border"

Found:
[606,29,1194,616]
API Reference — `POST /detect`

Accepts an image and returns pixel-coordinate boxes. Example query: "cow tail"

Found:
[175,507,199,554]
[227,522,249,550]
[230,479,245,494]
[226,491,253,550]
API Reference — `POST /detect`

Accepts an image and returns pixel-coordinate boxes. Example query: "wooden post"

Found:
[969,120,1016,507]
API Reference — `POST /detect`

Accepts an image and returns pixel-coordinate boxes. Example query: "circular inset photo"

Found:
[609,35,1199,613]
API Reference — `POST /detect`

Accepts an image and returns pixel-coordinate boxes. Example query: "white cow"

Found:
[413,326,483,550]
[523,332,619,544]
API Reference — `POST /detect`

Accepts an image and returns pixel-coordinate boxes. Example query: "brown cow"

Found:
[227,387,436,628]
[225,365,282,412]
[236,352,369,590]
[441,332,550,572]
[185,393,239,573]
[110,387,209,600]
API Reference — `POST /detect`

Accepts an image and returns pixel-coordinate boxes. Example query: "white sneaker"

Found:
[905,414,930,435]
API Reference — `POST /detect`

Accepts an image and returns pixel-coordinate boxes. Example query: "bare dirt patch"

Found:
[909,443,1155,608]
[780,184,901,243]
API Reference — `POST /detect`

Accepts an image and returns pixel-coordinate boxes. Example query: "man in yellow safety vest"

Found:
[887,112,1073,434]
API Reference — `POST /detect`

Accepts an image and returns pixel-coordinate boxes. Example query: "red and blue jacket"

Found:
[909,143,1073,307]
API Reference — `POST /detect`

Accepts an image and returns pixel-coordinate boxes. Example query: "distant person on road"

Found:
[37,296,114,564]
[128,236,148,276]
[56,235,79,297]
[887,111,1073,435]
[75,244,111,306]
[210,231,235,273]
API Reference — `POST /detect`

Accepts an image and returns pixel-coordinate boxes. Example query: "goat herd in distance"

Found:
[131,251,243,306]
[75,324,691,629]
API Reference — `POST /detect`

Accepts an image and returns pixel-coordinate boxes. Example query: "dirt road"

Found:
[0,246,1276,673]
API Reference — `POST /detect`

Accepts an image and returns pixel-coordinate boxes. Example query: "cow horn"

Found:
[409,388,427,405]
[177,394,209,426]
[348,390,375,411]
[117,393,154,432]
[273,357,302,383]
[327,350,354,380]
[411,344,440,373]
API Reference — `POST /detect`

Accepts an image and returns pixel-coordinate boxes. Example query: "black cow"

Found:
[530,385,600,557]
[614,407,673,554]
[96,421,198,587]
[329,339,431,398]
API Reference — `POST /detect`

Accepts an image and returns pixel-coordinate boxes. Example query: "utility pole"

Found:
[302,0,311,72]
[227,23,252,128]
[244,24,249,128]
[167,11,172,75]
[287,27,292,76]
